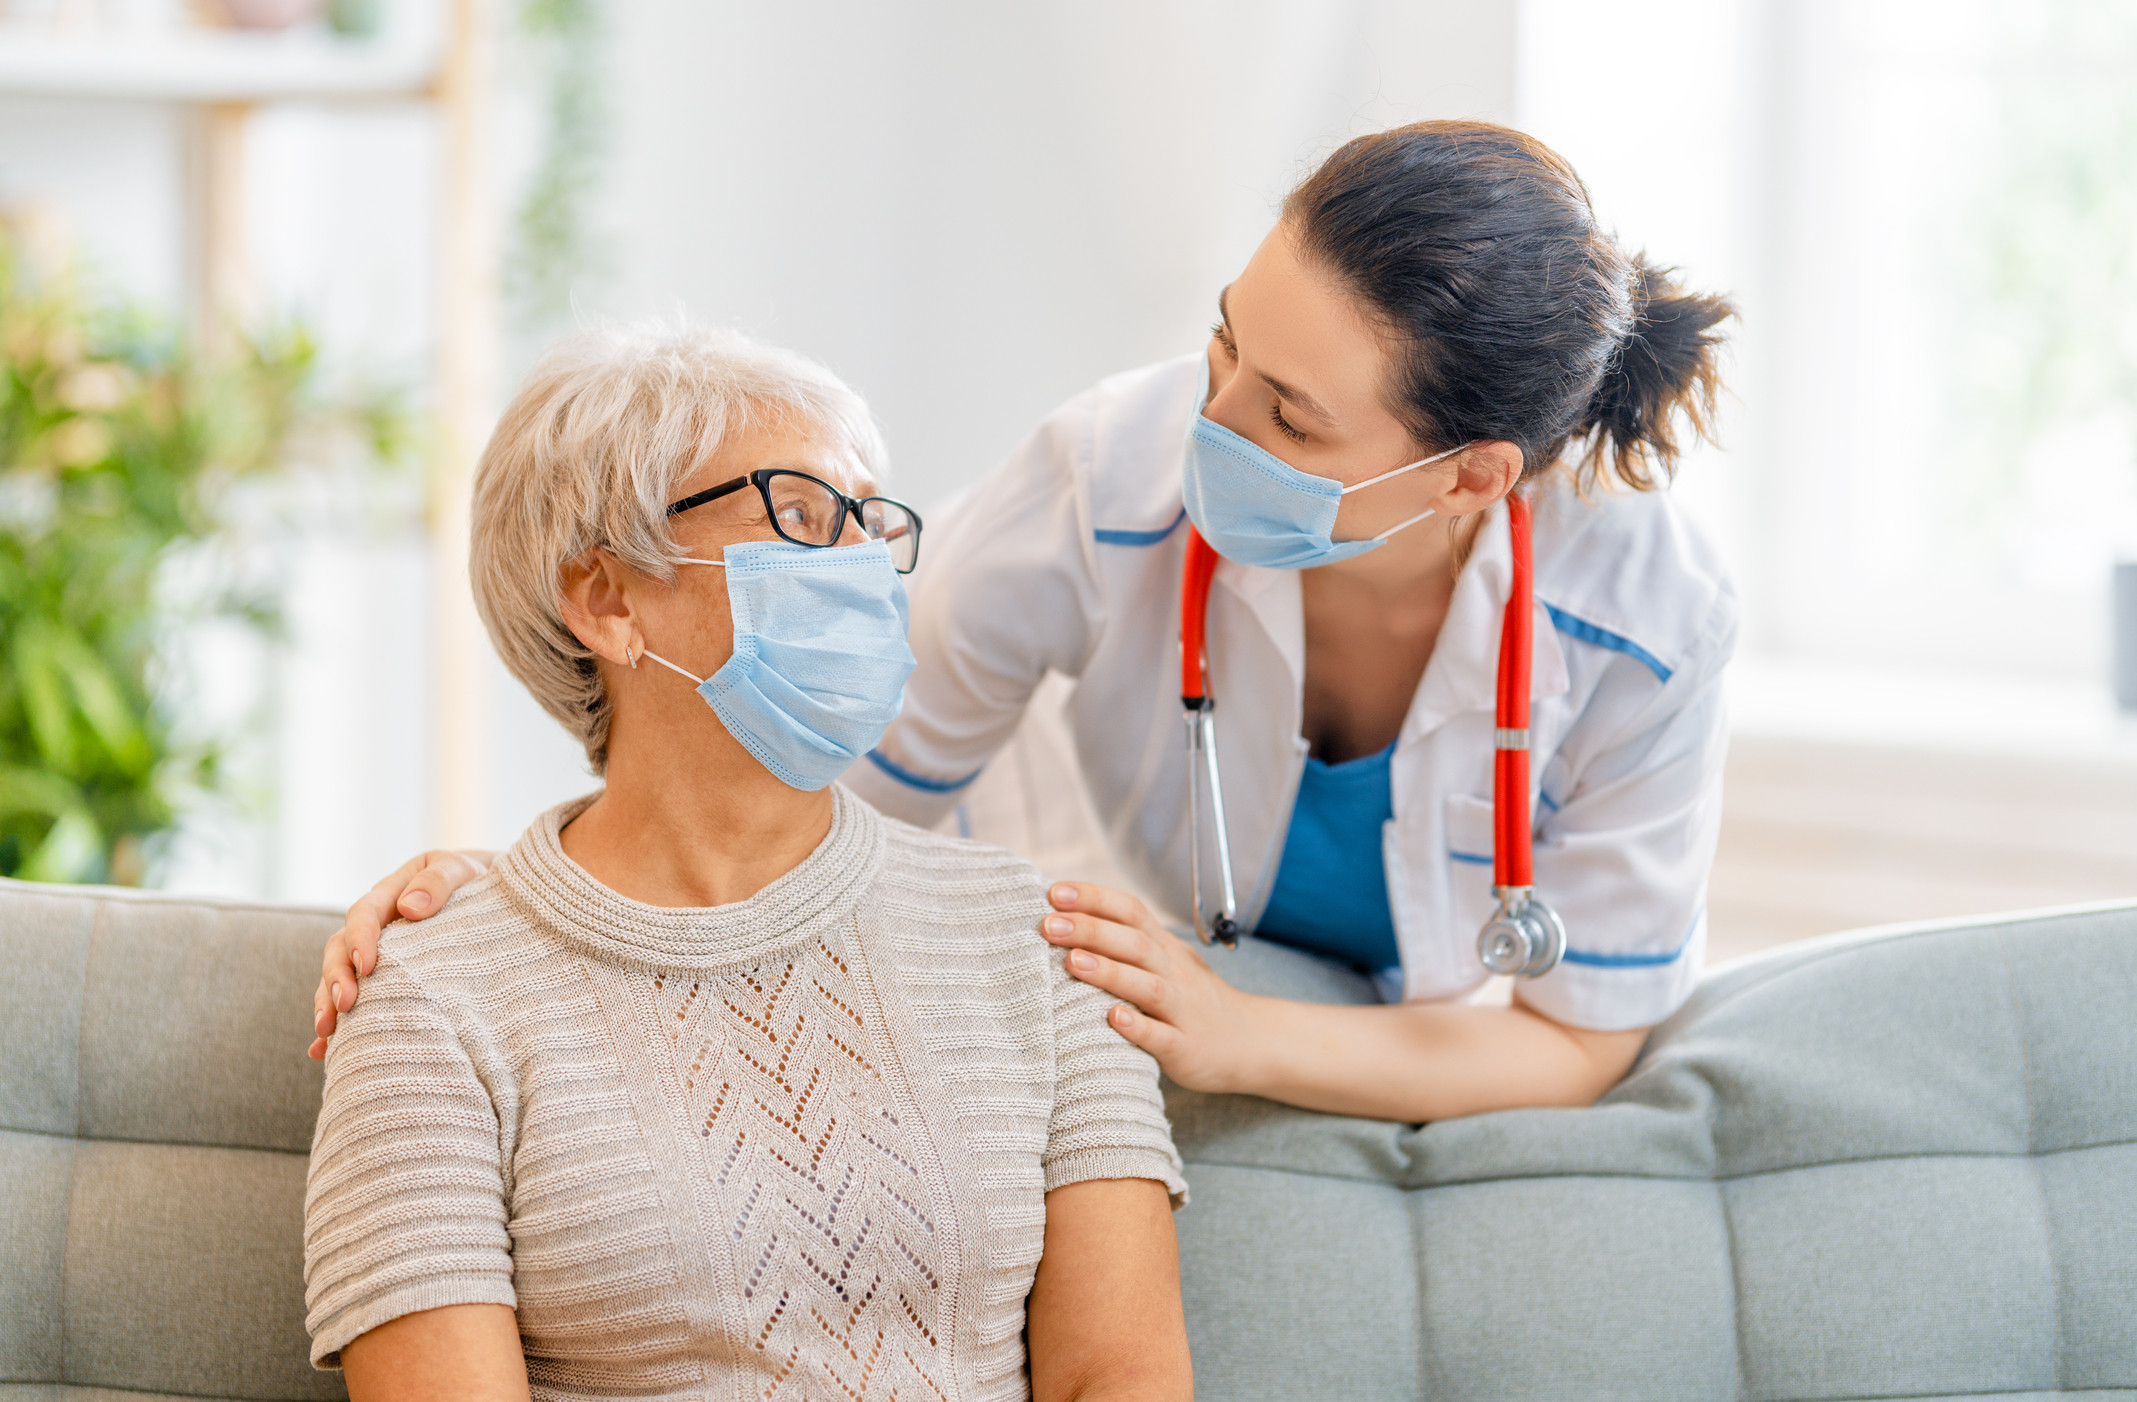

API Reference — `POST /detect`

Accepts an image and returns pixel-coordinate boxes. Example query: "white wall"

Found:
[589,0,1516,513]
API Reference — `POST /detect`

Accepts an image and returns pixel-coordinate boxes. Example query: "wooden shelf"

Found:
[0,24,437,102]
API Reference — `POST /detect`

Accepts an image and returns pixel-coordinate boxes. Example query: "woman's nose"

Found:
[836,510,870,548]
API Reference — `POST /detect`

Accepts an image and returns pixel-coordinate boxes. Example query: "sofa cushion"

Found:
[1171,905,2137,1401]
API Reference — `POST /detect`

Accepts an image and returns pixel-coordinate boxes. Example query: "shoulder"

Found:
[870,810,1052,928]
[1532,478,1738,689]
[348,869,555,1051]
[1013,353,1201,543]
[370,870,527,988]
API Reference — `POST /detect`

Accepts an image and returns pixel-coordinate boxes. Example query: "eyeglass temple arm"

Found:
[663,475,753,518]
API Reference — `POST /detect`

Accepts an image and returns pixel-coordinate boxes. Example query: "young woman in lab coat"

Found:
[311,120,1736,1124]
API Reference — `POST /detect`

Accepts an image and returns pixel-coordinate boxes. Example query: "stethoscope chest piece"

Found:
[1478,885,1565,978]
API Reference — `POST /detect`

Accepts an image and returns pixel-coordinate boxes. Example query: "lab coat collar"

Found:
[1212,552,1306,683]
[1204,496,1569,742]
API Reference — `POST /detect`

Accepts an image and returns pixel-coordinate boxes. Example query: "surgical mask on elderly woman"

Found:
[636,538,917,790]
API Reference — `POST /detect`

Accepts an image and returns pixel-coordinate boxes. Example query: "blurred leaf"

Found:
[0,765,79,819]
[18,807,102,883]
[11,621,79,773]
[49,625,153,776]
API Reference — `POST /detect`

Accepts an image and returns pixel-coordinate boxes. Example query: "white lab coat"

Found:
[844,353,1737,1032]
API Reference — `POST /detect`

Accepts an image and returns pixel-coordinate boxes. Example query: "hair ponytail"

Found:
[1576,256,1734,491]
[1285,122,1737,493]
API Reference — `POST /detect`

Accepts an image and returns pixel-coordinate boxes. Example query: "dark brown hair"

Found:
[1284,121,1735,491]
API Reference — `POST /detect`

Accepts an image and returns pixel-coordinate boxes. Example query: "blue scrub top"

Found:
[1254,742,1401,977]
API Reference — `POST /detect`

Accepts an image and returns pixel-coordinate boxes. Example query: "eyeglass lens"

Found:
[860,497,920,572]
[762,472,847,546]
[761,471,920,572]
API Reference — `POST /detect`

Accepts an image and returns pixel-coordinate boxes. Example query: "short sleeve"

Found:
[303,952,517,1368]
[1041,947,1189,1207]
[1521,620,1732,1032]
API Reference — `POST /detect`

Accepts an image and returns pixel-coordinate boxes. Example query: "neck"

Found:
[1314,509,1484,612]
[560,709,834,908]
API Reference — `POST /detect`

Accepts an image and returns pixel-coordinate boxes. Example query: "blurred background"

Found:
[3,0,2135,961]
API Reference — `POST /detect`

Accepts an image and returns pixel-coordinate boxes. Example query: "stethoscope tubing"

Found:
[1178,493,1563,974]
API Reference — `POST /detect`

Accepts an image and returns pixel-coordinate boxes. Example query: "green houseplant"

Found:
[0,239,400,884]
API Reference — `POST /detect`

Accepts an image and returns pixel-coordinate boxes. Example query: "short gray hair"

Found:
[469,320,889,772]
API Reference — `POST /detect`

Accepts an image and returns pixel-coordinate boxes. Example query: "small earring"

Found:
[625,644,637,669]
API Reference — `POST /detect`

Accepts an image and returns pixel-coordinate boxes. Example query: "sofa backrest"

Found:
[1170,902,2137,1400]
[1,878,345,1401]
[5,875,2134,1401]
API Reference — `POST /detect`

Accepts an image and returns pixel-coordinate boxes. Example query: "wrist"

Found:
[1215,990,1281,1098]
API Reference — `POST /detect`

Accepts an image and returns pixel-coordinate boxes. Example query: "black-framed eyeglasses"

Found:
[665,468,924,573]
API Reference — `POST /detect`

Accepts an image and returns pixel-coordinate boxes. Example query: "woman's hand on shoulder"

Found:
[1042,880,1265,1096]
[309,849,496,1061]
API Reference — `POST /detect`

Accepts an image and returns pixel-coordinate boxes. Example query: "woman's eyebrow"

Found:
[1217,285,1337,426]
[1261,372,1335,425]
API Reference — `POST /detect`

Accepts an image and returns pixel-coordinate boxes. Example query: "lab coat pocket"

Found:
[1443,792,1498,952]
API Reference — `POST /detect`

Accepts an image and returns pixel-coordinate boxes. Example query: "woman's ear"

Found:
[1436,440,1524,516]
[558,548,639,666]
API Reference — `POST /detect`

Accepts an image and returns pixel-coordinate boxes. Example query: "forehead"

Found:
[670,415,876,503]
[1228,228,1395,426]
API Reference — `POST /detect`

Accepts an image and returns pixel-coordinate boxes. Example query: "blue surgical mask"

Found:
[638,538,916,791]
[1181,407,1469,570]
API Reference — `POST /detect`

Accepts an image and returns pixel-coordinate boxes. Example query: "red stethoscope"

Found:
[1178,491,1566,978]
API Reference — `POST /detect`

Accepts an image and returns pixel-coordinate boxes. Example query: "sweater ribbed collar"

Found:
[497,784,885,973]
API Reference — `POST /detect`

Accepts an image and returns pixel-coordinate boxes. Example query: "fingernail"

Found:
[403,891,431,913]
[1112,1004,1135,1027]
[333,982,351,1012]
[1068,949,1095,973]
[1043,915,1072,939]
[1049,884,1076,908]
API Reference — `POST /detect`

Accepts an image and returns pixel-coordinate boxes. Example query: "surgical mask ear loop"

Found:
[625,556,729,681]
[639,647,707,686]
[1340,441,1467,545]
[1334,440,1470,496]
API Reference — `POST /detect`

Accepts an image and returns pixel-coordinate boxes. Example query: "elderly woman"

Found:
[302,324,1190,1400]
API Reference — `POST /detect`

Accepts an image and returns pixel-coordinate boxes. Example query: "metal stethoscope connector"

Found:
[1184,695,1242,947]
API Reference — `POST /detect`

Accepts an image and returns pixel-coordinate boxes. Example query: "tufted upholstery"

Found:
[2,874,2133,1400]
[1173,906,2137,1400]
[0,880,344,1401]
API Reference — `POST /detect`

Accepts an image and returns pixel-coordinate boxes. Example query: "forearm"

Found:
[341,1303,528,1401]
[1231,993,1647,1122]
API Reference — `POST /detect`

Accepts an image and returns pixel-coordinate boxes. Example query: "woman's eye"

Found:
[1268,401,1307,444]
[1209,321,1237,358]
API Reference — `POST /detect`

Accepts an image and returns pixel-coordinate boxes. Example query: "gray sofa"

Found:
[3,875,2133,1400]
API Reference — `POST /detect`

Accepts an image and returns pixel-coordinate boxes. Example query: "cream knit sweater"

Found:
[304,786,1186,1399]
